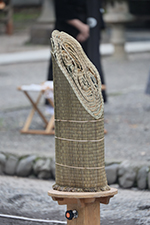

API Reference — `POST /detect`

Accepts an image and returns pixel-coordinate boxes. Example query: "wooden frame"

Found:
[17,83,54,135]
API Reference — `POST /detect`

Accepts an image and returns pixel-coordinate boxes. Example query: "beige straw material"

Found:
[51,30,110,192]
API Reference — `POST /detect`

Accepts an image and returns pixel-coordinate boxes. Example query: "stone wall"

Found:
[0,152,150,190]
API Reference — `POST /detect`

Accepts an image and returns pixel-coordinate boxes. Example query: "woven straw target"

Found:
[51,30,109,192]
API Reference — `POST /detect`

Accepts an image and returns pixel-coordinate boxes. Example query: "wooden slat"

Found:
[20,129,55,135]
[21,91,43,132]
[24,91,48,125]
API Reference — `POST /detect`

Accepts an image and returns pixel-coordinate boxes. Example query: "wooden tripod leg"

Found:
[47,98,54,107]
[24,91,48,125]
[45,115,55,134]
[21,91,43,132]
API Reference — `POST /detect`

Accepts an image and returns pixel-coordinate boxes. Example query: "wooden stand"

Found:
[17,82,55,135]
[48,188,117,225]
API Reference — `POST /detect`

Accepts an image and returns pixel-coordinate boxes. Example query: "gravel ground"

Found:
[0,176,150,225]
[0,53,150,161]
[0,34,48,54]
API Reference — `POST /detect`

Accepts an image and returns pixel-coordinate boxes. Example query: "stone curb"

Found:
[0,152,150,190]
[1,42,150,65]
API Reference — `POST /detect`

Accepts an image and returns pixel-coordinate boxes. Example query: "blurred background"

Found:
[0,1,150,224]
[0,0,150,45]
[0,1,150,41]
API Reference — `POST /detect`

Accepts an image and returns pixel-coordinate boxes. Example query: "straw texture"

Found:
[51,30,110,192]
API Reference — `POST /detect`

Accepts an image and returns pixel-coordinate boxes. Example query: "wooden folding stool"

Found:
[17,81,55,135]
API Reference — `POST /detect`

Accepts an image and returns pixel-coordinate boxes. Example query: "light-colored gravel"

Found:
[0,176,150,225]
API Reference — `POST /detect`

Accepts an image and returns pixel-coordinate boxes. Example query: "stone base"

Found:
[30,23,54,45]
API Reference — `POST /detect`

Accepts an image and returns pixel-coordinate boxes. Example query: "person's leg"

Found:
[47,58,53,81]
[45,58,53,105]
[96,55,107,103]
[87,38,107,103]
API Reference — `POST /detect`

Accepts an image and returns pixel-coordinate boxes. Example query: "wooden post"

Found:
[48,188,118,225]
[66,199,100,225]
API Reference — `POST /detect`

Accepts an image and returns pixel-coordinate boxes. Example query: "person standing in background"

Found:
[47,0,107,102]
